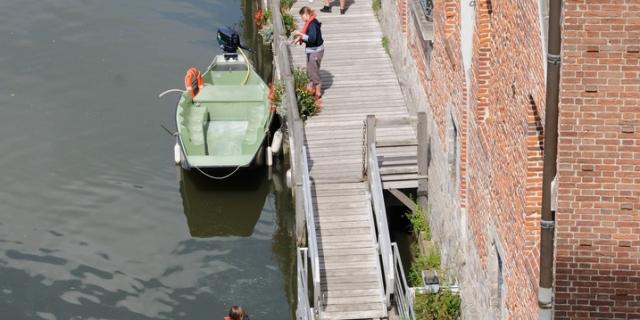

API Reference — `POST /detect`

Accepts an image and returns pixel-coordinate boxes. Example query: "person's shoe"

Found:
[320,6,331,13]
[340,8,346,14]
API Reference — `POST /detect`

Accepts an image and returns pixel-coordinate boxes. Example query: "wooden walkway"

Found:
[289,0,416,319]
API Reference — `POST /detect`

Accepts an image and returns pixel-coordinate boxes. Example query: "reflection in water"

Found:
[178,168,270,238]
[0,0,294,318]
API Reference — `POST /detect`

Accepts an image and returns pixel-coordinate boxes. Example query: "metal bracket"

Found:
[540,219,555,229]
[547,53,561,65]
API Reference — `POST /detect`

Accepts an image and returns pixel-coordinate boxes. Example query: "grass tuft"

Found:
[381,36,390,56]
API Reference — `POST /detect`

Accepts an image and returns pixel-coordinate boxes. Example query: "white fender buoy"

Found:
[266,146,273,167]
[174,141,181,165]
[271,130,283,154]
[285,169,292,188]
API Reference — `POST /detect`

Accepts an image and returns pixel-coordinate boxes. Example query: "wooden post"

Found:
[366,115,377,150]
[417,112,429,210]
[294,120,306,246]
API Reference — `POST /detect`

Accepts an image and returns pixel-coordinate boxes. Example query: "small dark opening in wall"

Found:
[448,116,459,184]
[487,0,493,15]
[497,248,504,317]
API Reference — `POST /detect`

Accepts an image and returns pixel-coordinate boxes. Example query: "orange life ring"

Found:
[184,67,204,98]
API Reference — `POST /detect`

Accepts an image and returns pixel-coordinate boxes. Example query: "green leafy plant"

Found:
[414,290,462,320]
[292,68,320,118]
[262,8,272,24]
[293,67,309,91]
[258,23,274,44]
[382,36,390,56]
[372,0,381,19]
[408,245,440,287]
[282,12,297,37]
[280,0,295,10]
[408,205,430,240]
[296,86,320,118]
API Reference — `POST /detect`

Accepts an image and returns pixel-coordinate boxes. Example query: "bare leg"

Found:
[340,0,345,9]
[315,83,322,98]
[325,0,330,6]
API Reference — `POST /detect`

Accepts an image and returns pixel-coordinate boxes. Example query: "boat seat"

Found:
[193,85,264,103]
[186,107,209,146]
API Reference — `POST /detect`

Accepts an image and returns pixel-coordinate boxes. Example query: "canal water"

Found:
[0,0,295,319]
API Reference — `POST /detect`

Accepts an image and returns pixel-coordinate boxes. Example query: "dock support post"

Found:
[417,112,429,210]
[294,119,306,246]
[366,115,377,156]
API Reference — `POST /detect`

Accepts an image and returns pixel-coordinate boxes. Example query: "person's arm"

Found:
[303,23,317,44]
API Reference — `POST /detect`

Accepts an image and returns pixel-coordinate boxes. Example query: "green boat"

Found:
[173,27,273,171]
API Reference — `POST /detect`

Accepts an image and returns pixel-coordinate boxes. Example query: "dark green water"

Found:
[0,0,294,319]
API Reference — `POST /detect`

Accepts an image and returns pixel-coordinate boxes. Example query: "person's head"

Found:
[299,6,314,21]
[228,306,244,320]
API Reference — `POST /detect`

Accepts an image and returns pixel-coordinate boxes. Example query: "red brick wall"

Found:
[466,1,546,317]
[406,0,546,317]
[555,1,640,318]
[397,0,408,33]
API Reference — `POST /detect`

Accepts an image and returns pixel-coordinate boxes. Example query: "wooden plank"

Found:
[381,173,425,182]
[382,180,419,190]
[311,182,365,190]
[380,164,418,175]
[317,240,375,250]
[320,288,383,298]
[284,0,415,316]
[378,154,418,162]
[322,302,386,313]
[321,310,386,320]
[317,234,374,244]
[377,138,418,147]
[317,227,372,237]
[321,280,381,291]
[316,222,373,231]
[388,188,417,210]
[323,295,385,305]
[320,260,378,270]
[319,247,378,257]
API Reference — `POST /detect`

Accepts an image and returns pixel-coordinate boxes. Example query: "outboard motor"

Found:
[217,26,248,60]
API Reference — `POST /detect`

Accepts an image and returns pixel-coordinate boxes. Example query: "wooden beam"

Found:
[388,189,417,210]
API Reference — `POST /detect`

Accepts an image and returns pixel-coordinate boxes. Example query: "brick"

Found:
[555,1,640,318]
[382,0,638,318]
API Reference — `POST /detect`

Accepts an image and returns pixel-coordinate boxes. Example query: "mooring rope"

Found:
[193,165,243,180]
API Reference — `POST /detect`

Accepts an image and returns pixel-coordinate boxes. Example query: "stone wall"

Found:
[380,0,546,318]
[555,1,640,318]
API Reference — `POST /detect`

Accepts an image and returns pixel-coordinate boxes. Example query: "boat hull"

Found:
[174,53,275,171]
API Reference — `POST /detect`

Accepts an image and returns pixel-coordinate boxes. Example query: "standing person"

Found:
[224,305,249,320]
[320,0,346,14]
[292,7,324,98]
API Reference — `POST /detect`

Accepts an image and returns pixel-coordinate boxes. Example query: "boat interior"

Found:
[177,64,269,168]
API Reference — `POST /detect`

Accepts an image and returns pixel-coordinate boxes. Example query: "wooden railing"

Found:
[270,0,307,244]
[270,2,321,318]
[366,114,426,317]
[365,115,395,307]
